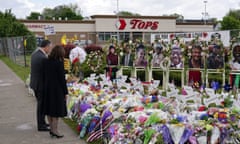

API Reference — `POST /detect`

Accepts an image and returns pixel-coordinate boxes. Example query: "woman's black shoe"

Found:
[49,131,64,138]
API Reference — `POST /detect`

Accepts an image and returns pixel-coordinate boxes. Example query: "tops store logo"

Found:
[117,19,159,30]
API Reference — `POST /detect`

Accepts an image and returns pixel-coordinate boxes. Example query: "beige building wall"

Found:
[19,15,214,45]
[22,20,95,32]
[176,24,213,32]
[20,20,96,44]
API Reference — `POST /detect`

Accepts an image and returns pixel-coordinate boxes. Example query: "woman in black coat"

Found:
[42,45,68,138]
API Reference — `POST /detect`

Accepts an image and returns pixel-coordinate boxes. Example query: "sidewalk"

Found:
[0,60,86,144]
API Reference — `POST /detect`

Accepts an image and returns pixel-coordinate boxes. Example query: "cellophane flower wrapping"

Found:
[168,124,185,143]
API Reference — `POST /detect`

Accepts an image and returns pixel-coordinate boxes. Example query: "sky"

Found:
[0,0,240,20]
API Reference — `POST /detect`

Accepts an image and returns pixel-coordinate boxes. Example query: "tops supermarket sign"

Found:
[117,18,159,30]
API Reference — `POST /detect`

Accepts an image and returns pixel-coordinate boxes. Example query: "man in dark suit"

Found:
[121,44,134,66]
[30,40,52,131]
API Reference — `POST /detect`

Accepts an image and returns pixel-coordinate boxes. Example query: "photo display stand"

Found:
[118,66,132,80]
[133,44,148,81]
[169,68,185,88]
[186,68,205,86]
[151,67,164,89]
[205,43,225,88]
[206,69,225,89]
[134,66,150,82]
[168,42,185,88]
[116,30,232,90]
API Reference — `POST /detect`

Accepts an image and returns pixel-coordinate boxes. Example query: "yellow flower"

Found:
[205,124,213,131]
[213,112,218,118]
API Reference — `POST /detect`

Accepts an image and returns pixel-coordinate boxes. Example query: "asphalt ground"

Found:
[0,60,86,144]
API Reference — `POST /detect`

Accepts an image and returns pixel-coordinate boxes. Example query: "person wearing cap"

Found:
[170,45,183,68]
[151,43,164,67]
[30,39,52,131]
[207,44,224,69]
[106,45,118,81]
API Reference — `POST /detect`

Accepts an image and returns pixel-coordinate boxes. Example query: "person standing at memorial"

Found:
[30,40,52,131]
[42,45,68,138]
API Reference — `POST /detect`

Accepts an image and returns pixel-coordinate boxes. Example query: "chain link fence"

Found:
[0,36,34,67]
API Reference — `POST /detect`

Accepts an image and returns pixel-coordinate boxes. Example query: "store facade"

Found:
[20,15,214,45]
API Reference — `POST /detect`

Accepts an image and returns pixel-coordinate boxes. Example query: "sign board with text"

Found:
[44,25,55,36]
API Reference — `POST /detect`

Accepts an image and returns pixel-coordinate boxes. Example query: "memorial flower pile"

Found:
[65,73,240,143]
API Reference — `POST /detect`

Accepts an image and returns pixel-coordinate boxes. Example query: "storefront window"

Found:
[98,32,104,41]
[132,32,142,42]
[105,32,111,41]
[97,32,130,43]
[120,32,130,42]
[144,33,151,44]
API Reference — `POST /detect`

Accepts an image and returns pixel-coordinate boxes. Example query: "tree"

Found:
[0,9,15,37]
[221,16,240,30]
[220,9,240,38]
[0,9,30,37]
[42,8,54,20]
[41,4,83,20]
[0,9,36,51]
[226,9,240,20]
[221,15,240,38]
[117,11,141,16]
[53,5,83,20]
[168,13,184,20]
[27,12,41,20]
